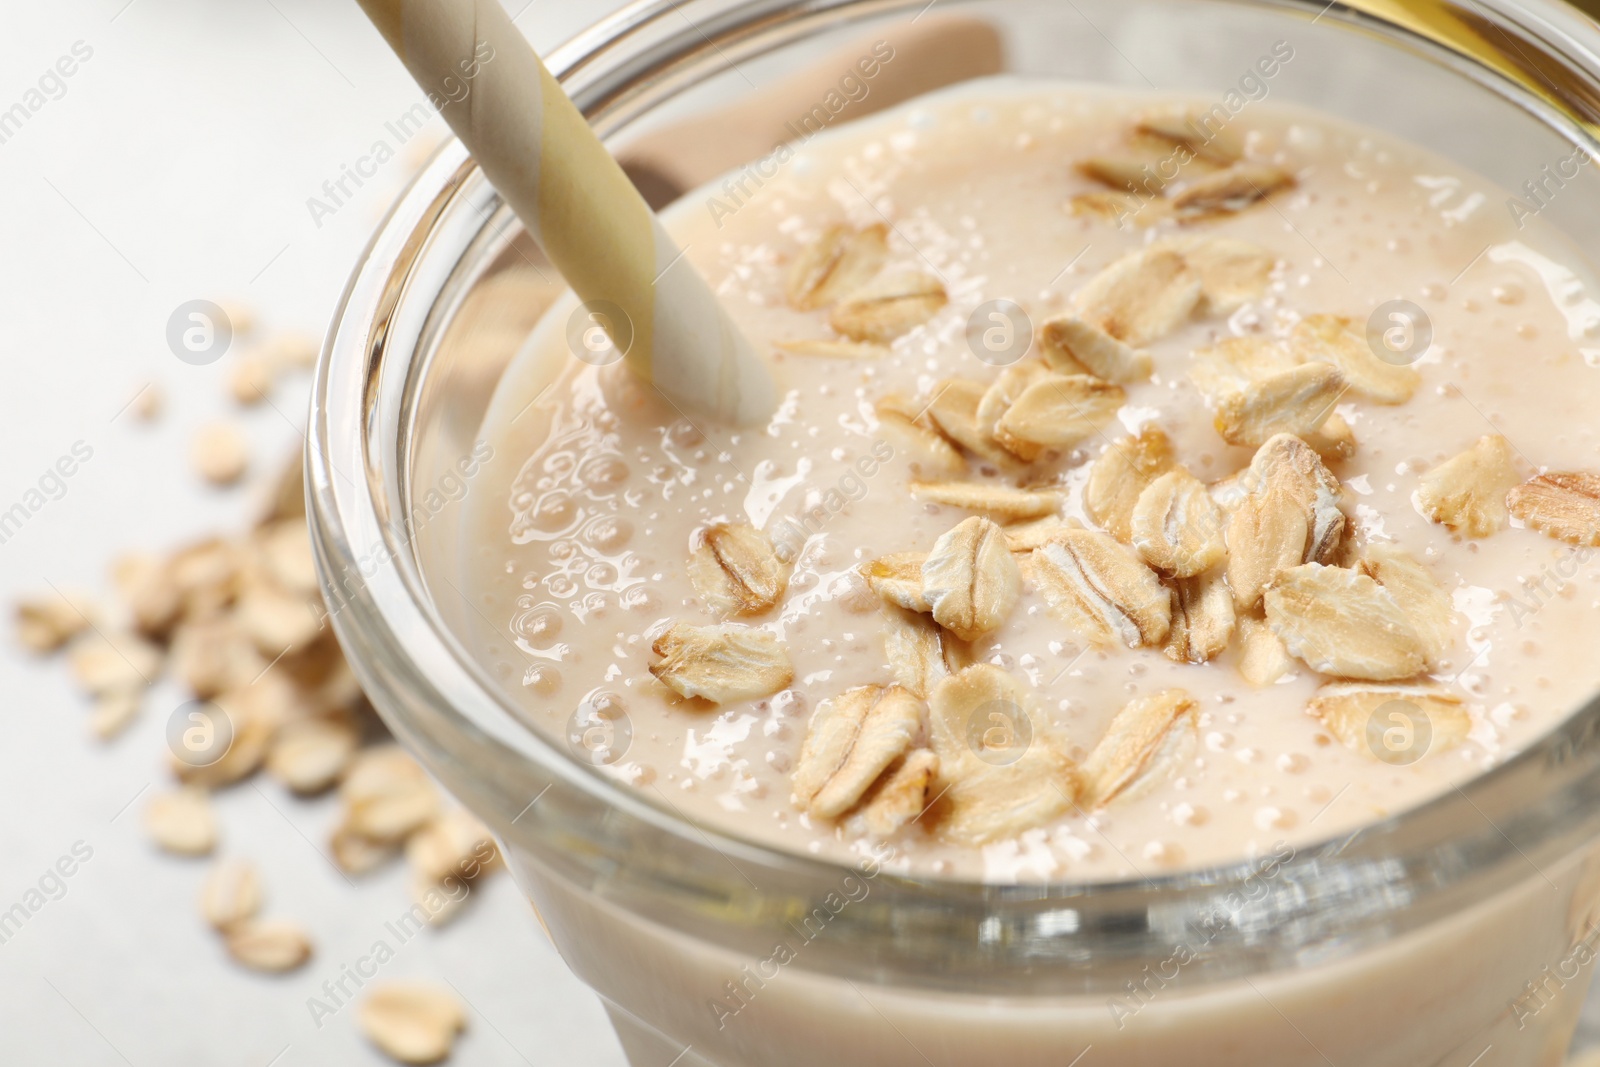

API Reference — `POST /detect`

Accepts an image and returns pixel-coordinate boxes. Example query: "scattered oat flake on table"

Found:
[199,858,262,931]
[406,809,500,887]
[145,788,218,856]
[131,382,164,422]
[267,717,359,794]
[225,918,312,973]
[90,689,142,740]
[228,353,276,406]
[341,745,442,843]
[14,590,94,653]
[360,983,467,1065]
[192,422,250,486]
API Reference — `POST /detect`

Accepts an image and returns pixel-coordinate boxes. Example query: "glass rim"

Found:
[308,0,1600,992]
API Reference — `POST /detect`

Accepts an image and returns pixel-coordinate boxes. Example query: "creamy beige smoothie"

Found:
[424,79,1600,1067]
[455,80,1600,889]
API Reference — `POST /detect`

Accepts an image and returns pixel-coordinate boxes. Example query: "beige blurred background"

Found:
[0,2,630,1064]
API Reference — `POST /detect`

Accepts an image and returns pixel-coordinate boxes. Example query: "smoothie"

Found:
[459,81,1600,889]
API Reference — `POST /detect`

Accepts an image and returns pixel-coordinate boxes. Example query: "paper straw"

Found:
[354,0,778,425]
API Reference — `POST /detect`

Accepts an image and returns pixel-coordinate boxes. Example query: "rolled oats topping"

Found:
[1084,427,1177,543]
[1416,435,1520,538]
[1290,313,1421,404]
[1506,471,1600,547]
[1170,163,1296,219]
[1236,615,1295,688]
[829,271,948,343]
[1130,468,1227,577]
[1180,237,1277,312]
[908,480,1062,522]
[1226,434,1346,610]
[927,665,1081,844]
[1264,563,1427,681]
[874,401,966,477]
[1356,546,1457,669]
[882,605,970,698]
[1032,530,1172,649]
[793,684,926,820]
[921,516,1022,641]
[924,378,1019,466]
[863,552,932,612]
[687,522,790,617]
[1213,362,1348,448]
[1038,316,1153,383]
[1080,689,1198,808]
[1165,571,1237,665]
[786,223,890,311]
[993,373,1126,452]
[1188,336,1301,405]
[1071,247,1203,346]
[1134,111,1245,166]
[1308,683,1471,762]
[441,84,1600,889]
[649,622,795,704]
[855,748,940,836]
[976,360,1053,461]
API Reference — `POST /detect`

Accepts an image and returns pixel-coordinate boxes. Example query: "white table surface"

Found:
[0,2,629,1064]
[7,2,1600,1065]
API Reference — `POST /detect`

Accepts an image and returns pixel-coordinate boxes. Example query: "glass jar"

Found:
[308,2,1600,1064]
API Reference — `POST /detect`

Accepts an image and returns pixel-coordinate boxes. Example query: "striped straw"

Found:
[355,0,778,425]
